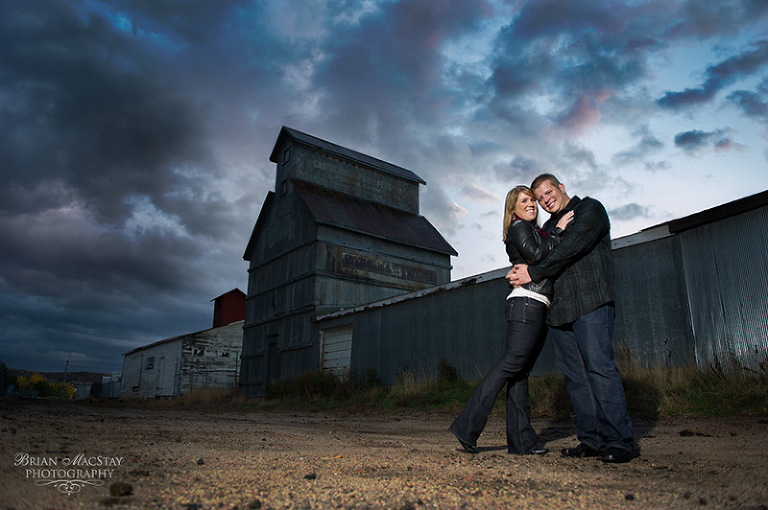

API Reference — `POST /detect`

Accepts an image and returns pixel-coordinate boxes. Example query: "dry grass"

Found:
[166,387,234,406]
[127,346,768,418]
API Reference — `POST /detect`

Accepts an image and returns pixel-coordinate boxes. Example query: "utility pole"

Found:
[64,344,73,383]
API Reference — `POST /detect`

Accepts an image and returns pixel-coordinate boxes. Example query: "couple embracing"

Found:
[449,173,637,464]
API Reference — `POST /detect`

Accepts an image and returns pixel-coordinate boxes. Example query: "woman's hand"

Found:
[556,210,575,230]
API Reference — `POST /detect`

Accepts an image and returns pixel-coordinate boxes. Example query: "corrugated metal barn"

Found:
[613,190,768,372]
[240,127,457,396]
[314,190,768,384]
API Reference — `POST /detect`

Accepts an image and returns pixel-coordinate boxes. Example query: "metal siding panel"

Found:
[613,235,695,368]
[343,275,525,384]
[680,207,768,371]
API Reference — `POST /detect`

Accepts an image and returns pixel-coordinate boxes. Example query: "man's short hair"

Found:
[531,173,561,191]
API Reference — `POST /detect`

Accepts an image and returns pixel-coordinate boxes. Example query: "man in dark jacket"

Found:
[507,173,637,463]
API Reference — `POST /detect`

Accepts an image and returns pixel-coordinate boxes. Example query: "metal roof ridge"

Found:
[122,320,245,356]
[270,126,426,184]
[314,267,508,321]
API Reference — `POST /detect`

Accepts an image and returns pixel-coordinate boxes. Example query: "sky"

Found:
[1,0,767,374]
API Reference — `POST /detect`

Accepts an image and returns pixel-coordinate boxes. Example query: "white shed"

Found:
[120,321,243,399]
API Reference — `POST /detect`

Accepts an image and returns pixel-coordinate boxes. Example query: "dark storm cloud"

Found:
[657,40,768,110]
[673,128,735,153]
[674,130,711,151]
[493,156,542,184]
[561,142,599,171]
[609,203,651,222]
[0,0,264,372]
[612,127,665,166]
[315,0,493,145]
[728,79,768,124]
[489,0,665,132]
[509,156,541,174]
[644,161,671,172]
[0,0,219,224]
[554,142,635,200]
[112,0,251,44]
[1,204,205,297]
[664,0,768,38]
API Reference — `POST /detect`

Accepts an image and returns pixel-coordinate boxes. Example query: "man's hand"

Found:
[506,264,532,287]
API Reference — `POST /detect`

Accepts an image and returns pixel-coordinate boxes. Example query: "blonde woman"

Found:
[449,186,573,455]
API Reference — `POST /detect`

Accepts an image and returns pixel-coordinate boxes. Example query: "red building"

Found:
[212,289,246,328]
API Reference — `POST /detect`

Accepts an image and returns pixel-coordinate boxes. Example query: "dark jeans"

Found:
[548,303,635,452]
[449,297,547,454]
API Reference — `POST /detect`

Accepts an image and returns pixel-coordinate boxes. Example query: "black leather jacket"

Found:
[505,218,564,300]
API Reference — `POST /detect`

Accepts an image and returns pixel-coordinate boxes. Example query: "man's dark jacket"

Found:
[527,196,614,326]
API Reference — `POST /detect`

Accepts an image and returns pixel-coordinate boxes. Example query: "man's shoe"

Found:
[561,443,601,458]
[601,447,638,464]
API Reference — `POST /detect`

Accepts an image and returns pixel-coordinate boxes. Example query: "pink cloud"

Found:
[556,89,612,135]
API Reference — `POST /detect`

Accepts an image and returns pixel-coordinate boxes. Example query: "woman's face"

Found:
[514,192,538,221]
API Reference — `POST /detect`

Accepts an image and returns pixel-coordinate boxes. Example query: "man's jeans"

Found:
[549,304,635,452]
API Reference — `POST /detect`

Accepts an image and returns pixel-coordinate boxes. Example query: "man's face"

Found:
[533,180,568,214]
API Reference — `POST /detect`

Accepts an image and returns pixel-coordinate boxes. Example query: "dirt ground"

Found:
[1,399,767,510]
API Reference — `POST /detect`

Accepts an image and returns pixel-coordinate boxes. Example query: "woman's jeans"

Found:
[549,303,635,452]
[449,297,547,454]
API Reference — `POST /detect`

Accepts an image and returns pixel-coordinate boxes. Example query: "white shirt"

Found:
[506,286,551,307]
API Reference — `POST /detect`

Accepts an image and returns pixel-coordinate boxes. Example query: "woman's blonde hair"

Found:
[502,185,536,243]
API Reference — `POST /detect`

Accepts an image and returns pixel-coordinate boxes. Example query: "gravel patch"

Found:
[1,399,767,509]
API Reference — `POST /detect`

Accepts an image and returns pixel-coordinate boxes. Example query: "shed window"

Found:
[145,357,154,370]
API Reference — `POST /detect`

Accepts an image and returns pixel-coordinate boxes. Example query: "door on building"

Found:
[319,325,353,377]
[155,356,167,396]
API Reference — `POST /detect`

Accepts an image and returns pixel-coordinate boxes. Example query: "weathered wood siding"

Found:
[121,322,243,399]
[120,339,182,399]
